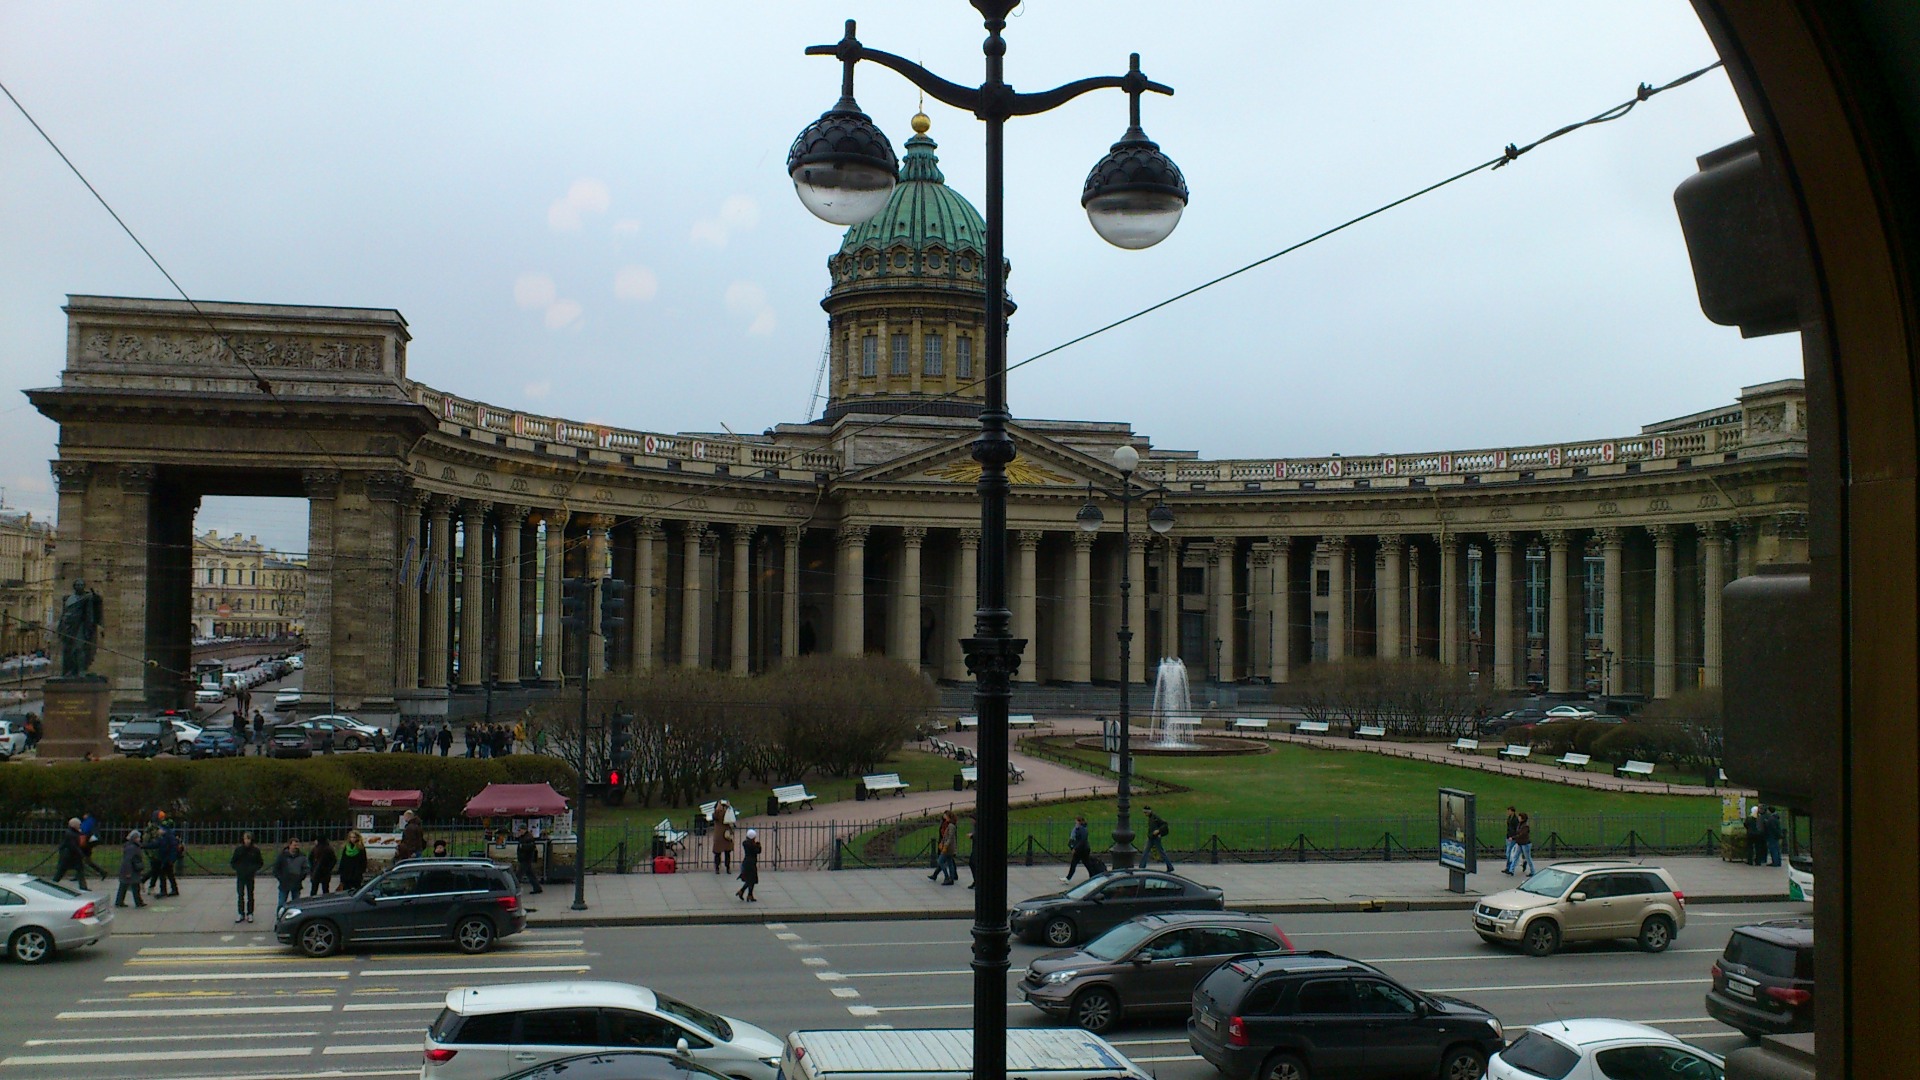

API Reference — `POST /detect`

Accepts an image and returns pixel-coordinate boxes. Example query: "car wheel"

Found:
[454,916,495,954]
[342,735,360,752]
[297,920,340,958]
[1638,914,1675,953]
[1438,1043,1486,1080]
[1522,919,1561,957]
[1043,916,1077,948]
[1261,1051,1309,1080]
[1070,987,1120,1034]
[9,926,55,964]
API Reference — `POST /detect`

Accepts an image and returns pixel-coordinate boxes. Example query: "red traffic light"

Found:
[607,770,621,787]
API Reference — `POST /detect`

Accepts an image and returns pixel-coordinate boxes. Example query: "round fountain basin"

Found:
[1071,733,1270,757]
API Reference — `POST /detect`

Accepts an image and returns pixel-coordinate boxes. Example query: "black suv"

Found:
[275,857,527,957]
[1705,918,1815,1038]
[1188,951,1504,1080]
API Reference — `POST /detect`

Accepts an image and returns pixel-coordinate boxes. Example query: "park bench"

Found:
[1294,720,1332,736]
[1450,737,1481,753]
[1166,717,1203,737]
[956,716,978,730]
[1616,759,1657,779]
[1008,714,1039,728]
[959,763,1024,788]
[1556,752,1593,770]
[1354,724,1387,740]
[773,783,818,811]
[862,772,911,797]
[1499,744,1533,761]
[1231,717,1271,733]
[653,818,688,854]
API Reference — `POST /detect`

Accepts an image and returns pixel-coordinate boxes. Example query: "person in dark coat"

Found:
[79,811,108,877]
[230,832,264,922]
[116,829,146,909]
[516,826,544,893]
[437,724,453,756]
[734,828,761,901]
[52,818,88,889]
[270,839,308,915]
[711,802,735,874]
[1513,813,1535,876]
[308,836,337,895]
[251,711,265,754]
[337,830,369,892]
[1762,806,1785,866]
[393,810,426,862]
[1745,806,1765,865]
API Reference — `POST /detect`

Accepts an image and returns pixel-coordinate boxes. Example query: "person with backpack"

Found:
[1513,813,1536,876]
[79,811,108,878]
[1143,806,1174,872]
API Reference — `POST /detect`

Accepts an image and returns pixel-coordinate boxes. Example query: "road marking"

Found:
[811,940,973,948]
[1693,910,1803,918]
[847,1006,880,1017]
[815,972,847,982]
[331,1026,427,1036]
[23,1032,321,1047]
[133,945,284,955]
[1107,1038,1188,1047]
[831,988,862,999]
[1133,1055,1204,1063]
[766,922,789,930]
[109,969,351,983]
[834,968,970,979]
[57,1004,334,1020]
[777,932,802,941]
[322,1043,422,1055]
[860,1001,1032,1013]
[1362,947,1721,964]
[1432,977,1710,993]
[802,957,830,967]
[359,963,590,978]
[2,1047,311,1066]
[342,1002,444,1012]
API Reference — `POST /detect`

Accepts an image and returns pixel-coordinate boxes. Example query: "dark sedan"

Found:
[1011,870,1225,947]
[189,729,242,759]
[1022,911,1293,1033]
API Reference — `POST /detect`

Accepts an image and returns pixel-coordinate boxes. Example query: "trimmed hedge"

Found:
[0,753,578,822]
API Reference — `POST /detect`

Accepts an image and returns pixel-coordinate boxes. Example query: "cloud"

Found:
[614,265,658,302]
[543,299,583,329]
[611,218,642,235]
[689,194,760,249]
[523,380,552,399]
[513,273,556,309]
[724,280,776,336]
[547,178,611,231]
[747,309,777,336]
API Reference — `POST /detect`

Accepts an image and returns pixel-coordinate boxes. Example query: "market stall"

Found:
[347,788,422,870]
[463,782,577,883]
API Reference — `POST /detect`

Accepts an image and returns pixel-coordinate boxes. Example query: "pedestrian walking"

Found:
[516,826,544,894]
[1762,806,1784,866]
[52,817,89,889]
[492,724,510,758]
[712,801,735,874]
[79,811,108,878]
[1744,805,1765,865]
[309,836,337,896]
[252,711,265,754]
[437,724,453,756]
[512,720,526,754]
[116,829,146,909]
[1062,815,1092,882]
[271,838,308,915]
[1503,805,1521,874]
[337,830,368,892]
[394,810,426,862]
[147,814,180,897]
[735,828,761,901]
[1514,813,1535,876]
[965,828,976,890]
[1143,806,1174,872]
[231,832,264,922]
[930,810,960,885]
[463,724,477,757]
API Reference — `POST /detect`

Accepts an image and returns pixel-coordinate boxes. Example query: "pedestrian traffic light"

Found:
[560,577,589,630]
[600,577,627,636]
[608,713,634,770]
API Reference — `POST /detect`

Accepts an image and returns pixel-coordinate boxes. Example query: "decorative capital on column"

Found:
[1593,526,1624,548]
[302,469,341,499]
[1699,519,1730,541]
[366,471,410,503]
[835,524,868,548]
[1212,537,1236,561]
[1541,529,1569,551]
[1017,530,1044,550]
[496,503,531,526]
[118,463,157,494]
[1324,534,1348,554]
[726,522,754,544]
[902,525,928,545]
[1488,531,1514,552]
[1071,531,1096,552]
[540,506,571,529]
[640,517,666,541]
[582,514,613,536]
[428,493,458,517]
[697,527,718,554]
[958,527,982,547]
[1378,533,1405,557]
[50,460,92,494]
[778,523,800,547]
[1249,546,1273,568]
[1646,524,1677,545]
[461,499,493,524]
[1437,532,1459,556]
[1771,512,1808,541]
[1127,531,1153,553]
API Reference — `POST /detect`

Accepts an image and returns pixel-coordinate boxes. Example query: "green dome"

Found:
[838,128,986,258]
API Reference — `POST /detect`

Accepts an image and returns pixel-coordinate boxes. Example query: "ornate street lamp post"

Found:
[1077,445,1174,869]
[789,7,1185,1076]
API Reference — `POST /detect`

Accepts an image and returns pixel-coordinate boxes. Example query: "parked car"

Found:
[1479,708,1546,735]
[0,872,113,964]
[0,718,27,761]
[189,728,242,759]
[422,980,782,1080]
[113,718,179,757]
[194,684,225,706]
[1786,852,1814,902]
[488,1051,734,1080]
[1489,1018,1724,1080]
[1473,861,1687,957]
[269,722,324,758]
[1704,918,1815,1039]
[274,688,303,710]
[276,857,525,958]
[1022,911,1293,1033]
[305,714,387,752]
[1187,951,1503,1080]
[1544,705,1599,721]
[1011,870,1225,948]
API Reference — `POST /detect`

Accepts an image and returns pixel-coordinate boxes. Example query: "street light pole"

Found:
[788,8,1186,1076]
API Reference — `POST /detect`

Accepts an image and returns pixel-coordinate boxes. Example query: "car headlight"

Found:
[760,1057,781,1068]
[1043,970,1080,985]
[1012,908,1032,919]
[282,907,302,921]
[1488,1018,1504,1042]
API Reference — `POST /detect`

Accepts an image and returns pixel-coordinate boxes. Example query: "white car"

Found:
[274,688,304,709]
[195,685,225,705]
[423,981,783,1080]
[0,873,113,963]
[0,719,27,760]
[1543,705,1599,721]
[1489,1018,1723,1080]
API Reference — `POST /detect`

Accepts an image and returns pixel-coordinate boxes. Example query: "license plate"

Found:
[1474,918,1496,929]
[1727,977,1757,1000]
[1199,1013,1218,1032]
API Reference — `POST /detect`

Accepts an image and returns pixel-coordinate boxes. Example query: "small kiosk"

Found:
[463,782,577,883]
[348,788,423,871]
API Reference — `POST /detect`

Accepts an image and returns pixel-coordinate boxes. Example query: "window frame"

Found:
[923,334,943,376]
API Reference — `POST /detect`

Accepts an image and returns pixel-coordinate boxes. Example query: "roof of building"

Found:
[838,114,987,261]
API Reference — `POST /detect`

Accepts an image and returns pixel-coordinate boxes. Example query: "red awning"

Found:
[347,789,424,809]
[462,782,569,819]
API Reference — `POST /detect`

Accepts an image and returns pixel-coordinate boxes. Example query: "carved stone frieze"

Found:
[51,461,91,494]
[303,469,342,499]
[78,329,385,372]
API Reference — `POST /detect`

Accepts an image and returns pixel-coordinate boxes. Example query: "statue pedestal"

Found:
[40,677,112,761]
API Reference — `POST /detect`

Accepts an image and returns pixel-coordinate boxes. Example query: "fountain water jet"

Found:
[1149,657,1198,748]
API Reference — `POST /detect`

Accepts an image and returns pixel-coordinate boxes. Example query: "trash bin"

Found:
[651,835,666,859]
[693,813,709,836]
[855,783,868,802]
[953,772,965,792]
[766,794,780,818]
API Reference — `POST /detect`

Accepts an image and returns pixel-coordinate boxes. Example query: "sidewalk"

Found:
[108,854,1795,935]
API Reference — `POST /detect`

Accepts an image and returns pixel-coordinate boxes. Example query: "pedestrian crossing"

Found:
[1,930,595,1080]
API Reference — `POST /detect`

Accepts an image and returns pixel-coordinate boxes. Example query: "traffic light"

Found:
[560,577,590,630]
[600,577,628,636]
[608,713,634,771]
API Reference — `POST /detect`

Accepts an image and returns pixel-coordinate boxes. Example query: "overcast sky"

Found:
[0,2,1801,555]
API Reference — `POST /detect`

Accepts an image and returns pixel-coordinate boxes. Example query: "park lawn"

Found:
[588,747,960,837]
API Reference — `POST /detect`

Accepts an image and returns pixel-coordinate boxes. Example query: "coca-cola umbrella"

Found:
[462,782,569,819]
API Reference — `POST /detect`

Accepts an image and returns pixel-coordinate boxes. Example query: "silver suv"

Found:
[1473,861,1687,957]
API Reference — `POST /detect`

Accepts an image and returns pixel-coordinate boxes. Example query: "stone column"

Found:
[1268,538,1291,684]
[781,526,802,661]
[1159,538,1180,665]
[683,522,710,667]
[1491,531,1516,689]
[1014,530,1042,682]
[1325,537,1348,662]
[730,525,753,675]
[1437,535,1460,667]
[895,526,926,670]
[495,505,525,688]
[1210,538,1236,682]
[361,472,408,710]
[633,519,661,670]
[1544,530,1571,693]
[1249,546,1273,680]
[1701,521,1728,689]
[585,517,610,674]
[1406,542,1423,660]
[1597,527,1624,694]
[949,529,980,680]
[421,495,454,689]
[1066,531,1094,683]
[1127,532,1150,684]
[1650,524,1677,699]
[539,508,567,685]
[458,501,489,689]
[834,524,866,657]
[1378,534,1404,659]
[394,491,425,690]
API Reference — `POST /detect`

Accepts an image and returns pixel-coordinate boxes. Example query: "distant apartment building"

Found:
[0,509,56,656]
[192,530,306,638]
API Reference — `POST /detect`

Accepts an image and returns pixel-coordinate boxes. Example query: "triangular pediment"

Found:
[841,424,1125,489]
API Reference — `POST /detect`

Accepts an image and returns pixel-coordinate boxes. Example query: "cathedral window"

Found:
[924,334,943,376]
[891,333,910,376]
[955,335,973,379]
[861,335,877,378]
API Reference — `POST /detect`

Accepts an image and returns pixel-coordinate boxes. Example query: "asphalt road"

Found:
[0,902,1800,1080]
